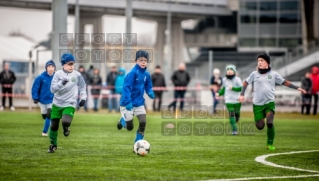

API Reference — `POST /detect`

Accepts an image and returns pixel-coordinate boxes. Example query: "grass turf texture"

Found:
[0,110,318,181]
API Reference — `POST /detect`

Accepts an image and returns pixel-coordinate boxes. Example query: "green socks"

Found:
[267,126,275,145]
[49,129,58,146]
[230,117,237,132]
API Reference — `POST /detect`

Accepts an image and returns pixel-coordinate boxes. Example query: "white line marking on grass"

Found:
[255,150,319,173]
[204,174,319,181]
[203,150,319,181]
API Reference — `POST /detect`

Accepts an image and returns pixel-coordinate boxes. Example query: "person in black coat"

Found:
[106,66,118,112]
[0,62,16,111]
[168,63,191,112]
[301,72,312,115]
[90,68,102,112]
[151,65,166,112]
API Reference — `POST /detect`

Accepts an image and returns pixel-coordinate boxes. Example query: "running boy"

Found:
[32,60,55,136]
[216,64,242,135]
[238,54,306,150]
[48,53,87,153]
[117,50,154,144]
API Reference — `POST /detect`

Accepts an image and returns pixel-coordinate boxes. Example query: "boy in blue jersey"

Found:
[117,50,155,145]
[32,60,55,136]
[239,54,306,150]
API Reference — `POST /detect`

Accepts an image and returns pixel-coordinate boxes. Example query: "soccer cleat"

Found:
[117,118,123,130]
[267,145,276,151]
[10,106,15,111]
[0,106,3,111]
[232,131,238,135]
[134,132,144,143]
[63,126,70,137]
[42,133,48,137]
[47,144,57,153]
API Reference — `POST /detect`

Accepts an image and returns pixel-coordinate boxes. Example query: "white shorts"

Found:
[120,106,146,121]
[38,103,53,114]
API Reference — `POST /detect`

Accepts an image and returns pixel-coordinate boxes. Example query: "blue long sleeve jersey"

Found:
[120,64,153,107]
[31,71,54,104]
[50,69,87,108]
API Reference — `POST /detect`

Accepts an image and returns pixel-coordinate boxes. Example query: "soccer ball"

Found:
[133,140,150,156]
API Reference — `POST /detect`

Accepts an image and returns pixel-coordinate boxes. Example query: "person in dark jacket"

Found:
[301,72,312,115]
[151,65,166,112]
[77,65,89,111]
[90,68,102,112]
[168,63,191,112]
[107,66,118,112]
[0,62,16,111]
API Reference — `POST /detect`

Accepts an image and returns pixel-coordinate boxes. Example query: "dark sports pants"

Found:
[2,87,13,107]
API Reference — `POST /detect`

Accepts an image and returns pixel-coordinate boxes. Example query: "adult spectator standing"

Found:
[0,62,16,111]
[106,66,118,112]
[90,68,102,112]
[310,66,319,115]
[77,65,89,111]
[151,65,166,112]
[210,68,222,113]
[301,72,312,115]
[168,63,191,112]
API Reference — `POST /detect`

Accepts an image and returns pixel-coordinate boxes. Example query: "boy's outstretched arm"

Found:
[145,74,154,99]
[282,80,307,94]
[238,81,248,102]
[78,75,87,101]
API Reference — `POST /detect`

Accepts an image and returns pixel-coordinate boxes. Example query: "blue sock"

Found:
[120,117,126,129]
[134,132,144,143]
[42,118,51,133]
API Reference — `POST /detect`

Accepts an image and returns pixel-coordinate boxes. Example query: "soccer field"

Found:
[0,110,318,181]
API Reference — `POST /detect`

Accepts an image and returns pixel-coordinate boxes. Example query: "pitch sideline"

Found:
[204,150,319,181]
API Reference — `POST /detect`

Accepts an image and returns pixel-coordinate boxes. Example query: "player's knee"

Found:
[50,119,60,131]
[255,119,265,130]
[229,111,235,118]
[126,120,134,131]
[62,115,72,127]
[46,108,51,119]
[41,114,46,120]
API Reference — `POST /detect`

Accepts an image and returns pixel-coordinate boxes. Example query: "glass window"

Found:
[279,38,301,47]
[3,61,35,74]
[260,1,277,11]
[280,1,299,10]
[260,14,277,23]
[240,1,257,10]
[279,13,300,23]
[259,38,276,47]
[241,15,257,23]
[239,38,256,47]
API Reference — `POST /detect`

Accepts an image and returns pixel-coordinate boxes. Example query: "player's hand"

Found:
[148,91,155,99]
[62,78,69,85]
[33,100,38,104]
[215,93,219,100]
[238,95,245,102]
[228,85,232,90]
[298,88,307,94]
[125,103,133,111]
[79,100,86,107]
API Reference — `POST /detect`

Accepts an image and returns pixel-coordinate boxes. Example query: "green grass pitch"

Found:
[0,110,318,181]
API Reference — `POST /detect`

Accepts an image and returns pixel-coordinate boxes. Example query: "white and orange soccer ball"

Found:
[133,140,150,156]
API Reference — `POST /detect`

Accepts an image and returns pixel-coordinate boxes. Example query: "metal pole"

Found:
[165,2,172,78]
[28,51,33,110]
[36,50,39,76]
[125,0,132,71]
[208,50,213,81]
